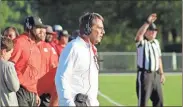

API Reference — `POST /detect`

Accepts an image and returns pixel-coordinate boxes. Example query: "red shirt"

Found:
[37,41,52,78]
[10,34,41,93]
[55,44,65,56]
[37,42,59,96]
[50,41,57,51]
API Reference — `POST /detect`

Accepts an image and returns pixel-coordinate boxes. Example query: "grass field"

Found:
[98,73,182,106]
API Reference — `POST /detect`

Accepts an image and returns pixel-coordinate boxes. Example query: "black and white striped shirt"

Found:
[136,39,161,72]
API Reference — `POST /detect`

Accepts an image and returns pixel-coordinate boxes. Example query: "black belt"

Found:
[137,67,159,73]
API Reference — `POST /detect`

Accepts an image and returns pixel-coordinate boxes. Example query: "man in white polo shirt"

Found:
[55,12,105,106]
[135,13,166,107]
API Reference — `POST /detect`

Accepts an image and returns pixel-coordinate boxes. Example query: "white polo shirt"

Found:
[55,36,99,106]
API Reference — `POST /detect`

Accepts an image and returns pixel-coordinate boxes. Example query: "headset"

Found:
[24,16,33,31]
[82,12,94,36]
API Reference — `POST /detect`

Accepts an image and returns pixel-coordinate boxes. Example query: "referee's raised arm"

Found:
[135,13,157,42]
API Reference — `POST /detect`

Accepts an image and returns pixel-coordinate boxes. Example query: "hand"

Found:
[160,73,166,85]
[147,13,157,24]
[36,94,41,106]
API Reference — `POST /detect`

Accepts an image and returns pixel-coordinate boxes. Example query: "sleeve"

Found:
[136,39,145,48]
[154,39,162,56]
[9,39,22,63]
[9,39,24,84]
[4,61,20,92]
[55,44,77,106]
[50,47,59,69]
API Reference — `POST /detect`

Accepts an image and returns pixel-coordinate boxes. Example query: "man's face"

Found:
[89,18,105,44]
[33,27,46,41]
[4,29,17,40]
[60,36,69,44]
[145,30,157,40]
[45,33,53,42]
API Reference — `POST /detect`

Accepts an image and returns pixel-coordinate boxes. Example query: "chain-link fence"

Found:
[98,52,182,73]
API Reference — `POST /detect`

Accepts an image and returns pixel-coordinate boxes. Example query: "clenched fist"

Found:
[147,13,157,24]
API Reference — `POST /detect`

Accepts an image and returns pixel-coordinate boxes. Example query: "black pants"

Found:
[39,93,51,107]
[16,85,36,106]
[136,71,163,107]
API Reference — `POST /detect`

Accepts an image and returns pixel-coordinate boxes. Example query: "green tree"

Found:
[0,1,38,34]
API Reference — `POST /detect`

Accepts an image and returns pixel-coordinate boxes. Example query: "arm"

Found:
[135,23,150,42]
[135,13,157,42]
[9,39,22,63]
[159,57,164,75]
[4,61,20,92]
[9,39,23,84]
[55,45,77,106]
[159,57,165,84]
[156,39,165,84]
[50,47,59,69]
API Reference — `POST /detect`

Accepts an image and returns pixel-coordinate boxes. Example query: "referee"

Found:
[135,13,165,107]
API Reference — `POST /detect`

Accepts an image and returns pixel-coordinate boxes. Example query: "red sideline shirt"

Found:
[49,38,58,51]
[55,44,65,56]
[37,43,59,96]
[37,41,52,78]
[9,34,41,94]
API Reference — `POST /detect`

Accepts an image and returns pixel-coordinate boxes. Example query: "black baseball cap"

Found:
[24,16,47,29]
[148,23,158,31]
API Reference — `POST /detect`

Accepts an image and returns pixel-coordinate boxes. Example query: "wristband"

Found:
[145,20,151,24]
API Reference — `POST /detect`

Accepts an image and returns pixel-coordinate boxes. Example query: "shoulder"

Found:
[44,42,52,48]
[153,39,160,46]
[154,39,159,43]
[62,38,86,57]
[0,60,15,71]
[13,34,27,45]
[136,39,147,47]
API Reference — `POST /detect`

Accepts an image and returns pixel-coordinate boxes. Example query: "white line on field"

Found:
[98,90,124,106]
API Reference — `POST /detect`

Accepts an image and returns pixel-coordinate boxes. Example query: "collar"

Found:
[76,36,90,48]
[144,37,155,43]
[77,36,97,55]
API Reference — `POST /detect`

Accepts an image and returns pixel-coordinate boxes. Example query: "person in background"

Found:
[69,29,80,42]
[55,30,70,56]
[135,13,165,107]
[45,25,57,43]
[3,26,19,40]
[9,16,47,106]
[0,37,20,106]
[37,25,59,107]
[53,25,63,37]
[50,25,63,50]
